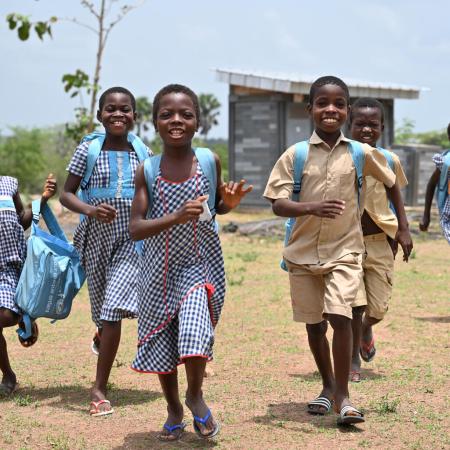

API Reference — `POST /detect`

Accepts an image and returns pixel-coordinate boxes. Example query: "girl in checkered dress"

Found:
[0,174,56,395]
[60,87,151,416]
[130,84,252,441]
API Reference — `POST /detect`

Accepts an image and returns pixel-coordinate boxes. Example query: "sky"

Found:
[1,0,449,138]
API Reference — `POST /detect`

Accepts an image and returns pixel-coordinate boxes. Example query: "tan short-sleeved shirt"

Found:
[362,151,408,239]
[263,131,396,265]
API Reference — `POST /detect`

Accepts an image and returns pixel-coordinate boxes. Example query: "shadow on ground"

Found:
[289,370,384,382]
[113,430,218,449]
[415,315,450,323]
[0,384,161,413]
[253,402,364,434]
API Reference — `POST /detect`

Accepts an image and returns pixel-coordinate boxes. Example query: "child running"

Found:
[129,84,252,441]
[420,123,450,244]
[264,76,397,425]
[348,98,413,382]
[0,173,56,395]
[60,87,151,416]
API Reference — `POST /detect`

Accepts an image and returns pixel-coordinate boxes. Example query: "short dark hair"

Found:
[350,97,385,123]
[152,84,200,128]
[309,76,350,104]
[98,86,136,111]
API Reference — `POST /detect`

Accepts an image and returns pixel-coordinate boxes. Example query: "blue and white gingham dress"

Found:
[67,142,151,327]
[132,163,226,374]
[433,152,450,243]
[0,176,26,314]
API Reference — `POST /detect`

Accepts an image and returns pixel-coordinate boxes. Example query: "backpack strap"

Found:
[194,147,217,215]
[348,140,365,206]
[376,147,397,214]
[143,154,162,214]
[292,141,309,202]
[437,150,450,213]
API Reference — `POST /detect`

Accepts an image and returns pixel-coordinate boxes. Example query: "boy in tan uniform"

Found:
[264,76,398,426]
[349,98,413,382]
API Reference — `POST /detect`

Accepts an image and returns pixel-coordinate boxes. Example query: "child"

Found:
[0,173,56,395]
[420,123,450,244]
[60,87,151,416]
[129,84,252,441]
[348,98,413,382]
[264,76,397,425]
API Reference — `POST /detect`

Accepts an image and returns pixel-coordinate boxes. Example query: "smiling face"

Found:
[308,84,349,137]
[350,106,384,147]
[155,92,198,147]
[97,92,136,137]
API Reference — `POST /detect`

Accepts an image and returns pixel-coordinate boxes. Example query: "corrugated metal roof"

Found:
[215,68,424,100]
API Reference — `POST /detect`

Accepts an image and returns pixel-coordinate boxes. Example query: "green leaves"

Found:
[6,13,56,41]
[62,70,93,97]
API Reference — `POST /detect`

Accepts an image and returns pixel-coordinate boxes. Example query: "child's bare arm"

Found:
[129,165,206,240]
[271,198,345,218]
[385,182,413,261]
[14,173,57,230]
[60,173,117,223]
[419,168,440,232]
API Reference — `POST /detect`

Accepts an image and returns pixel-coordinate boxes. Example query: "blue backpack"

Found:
[143,148,218,216]
[78,131,149,219]
[376,147,396,214]
[15,200,86,340]
[280,140,365,271]
[437,150,450,214]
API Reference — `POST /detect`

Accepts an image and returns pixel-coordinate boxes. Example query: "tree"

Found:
[198,93,221,140]
[7,1,145,140]
[135,96,153,136]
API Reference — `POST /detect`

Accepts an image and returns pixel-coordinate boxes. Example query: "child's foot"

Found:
[158,404,185,441]
[185,393,219,438]
[350,358,362,383]
[334,397,365,425]
[0,373,18,396]
[360,326,376,363]
[90,388,113,416]
[307,388,334,414]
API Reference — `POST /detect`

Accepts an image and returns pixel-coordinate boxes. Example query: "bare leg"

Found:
[91,320,121,412]
[158,371,185,440]
[306,320,335,413]
[361,315,381,344]
[0,309,20,392]
[184,357,216,436]
[350,306,365,379]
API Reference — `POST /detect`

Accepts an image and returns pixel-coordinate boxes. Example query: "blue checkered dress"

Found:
[67,142,151,327]
[132,164,226,374]
[433,152,450,243]
[0,176,26,314]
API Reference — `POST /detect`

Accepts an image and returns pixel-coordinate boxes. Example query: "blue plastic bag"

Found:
[15,200,85,339]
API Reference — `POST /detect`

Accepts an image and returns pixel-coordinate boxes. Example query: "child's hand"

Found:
[310,200,346,218]
[419,215,430,232]
[175,195,208,224]
[41,173,57,202]
[219,180,253,210]
[395,228,413,262]
[90,203,117,224]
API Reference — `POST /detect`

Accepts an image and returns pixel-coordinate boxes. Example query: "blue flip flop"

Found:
[158,422,186,441]
[192,409,220,439]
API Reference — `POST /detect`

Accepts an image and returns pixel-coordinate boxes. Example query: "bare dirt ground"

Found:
[1,208,449,449]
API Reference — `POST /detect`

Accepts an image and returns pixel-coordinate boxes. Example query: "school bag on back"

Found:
[280,140,365,271]
[15,200,86,340]
[437,149,450,214]
[143,147,218,218]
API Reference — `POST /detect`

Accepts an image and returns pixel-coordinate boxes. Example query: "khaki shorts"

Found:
[285,253,363,324]
[352,233,394,320]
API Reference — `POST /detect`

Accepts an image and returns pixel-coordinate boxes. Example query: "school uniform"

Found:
[263,131,395,324]
[132,163,226,374]
[352,151,408,320]
[433,152,450,243]
[67,142,151,327]
[0,176,26,314]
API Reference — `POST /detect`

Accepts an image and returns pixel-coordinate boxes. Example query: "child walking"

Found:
[420,123,450,243]
[348,98,413,382]
[129,84,251,440]
[60,87,151,416]
[0,173,56,395]
[264,76,397,425]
